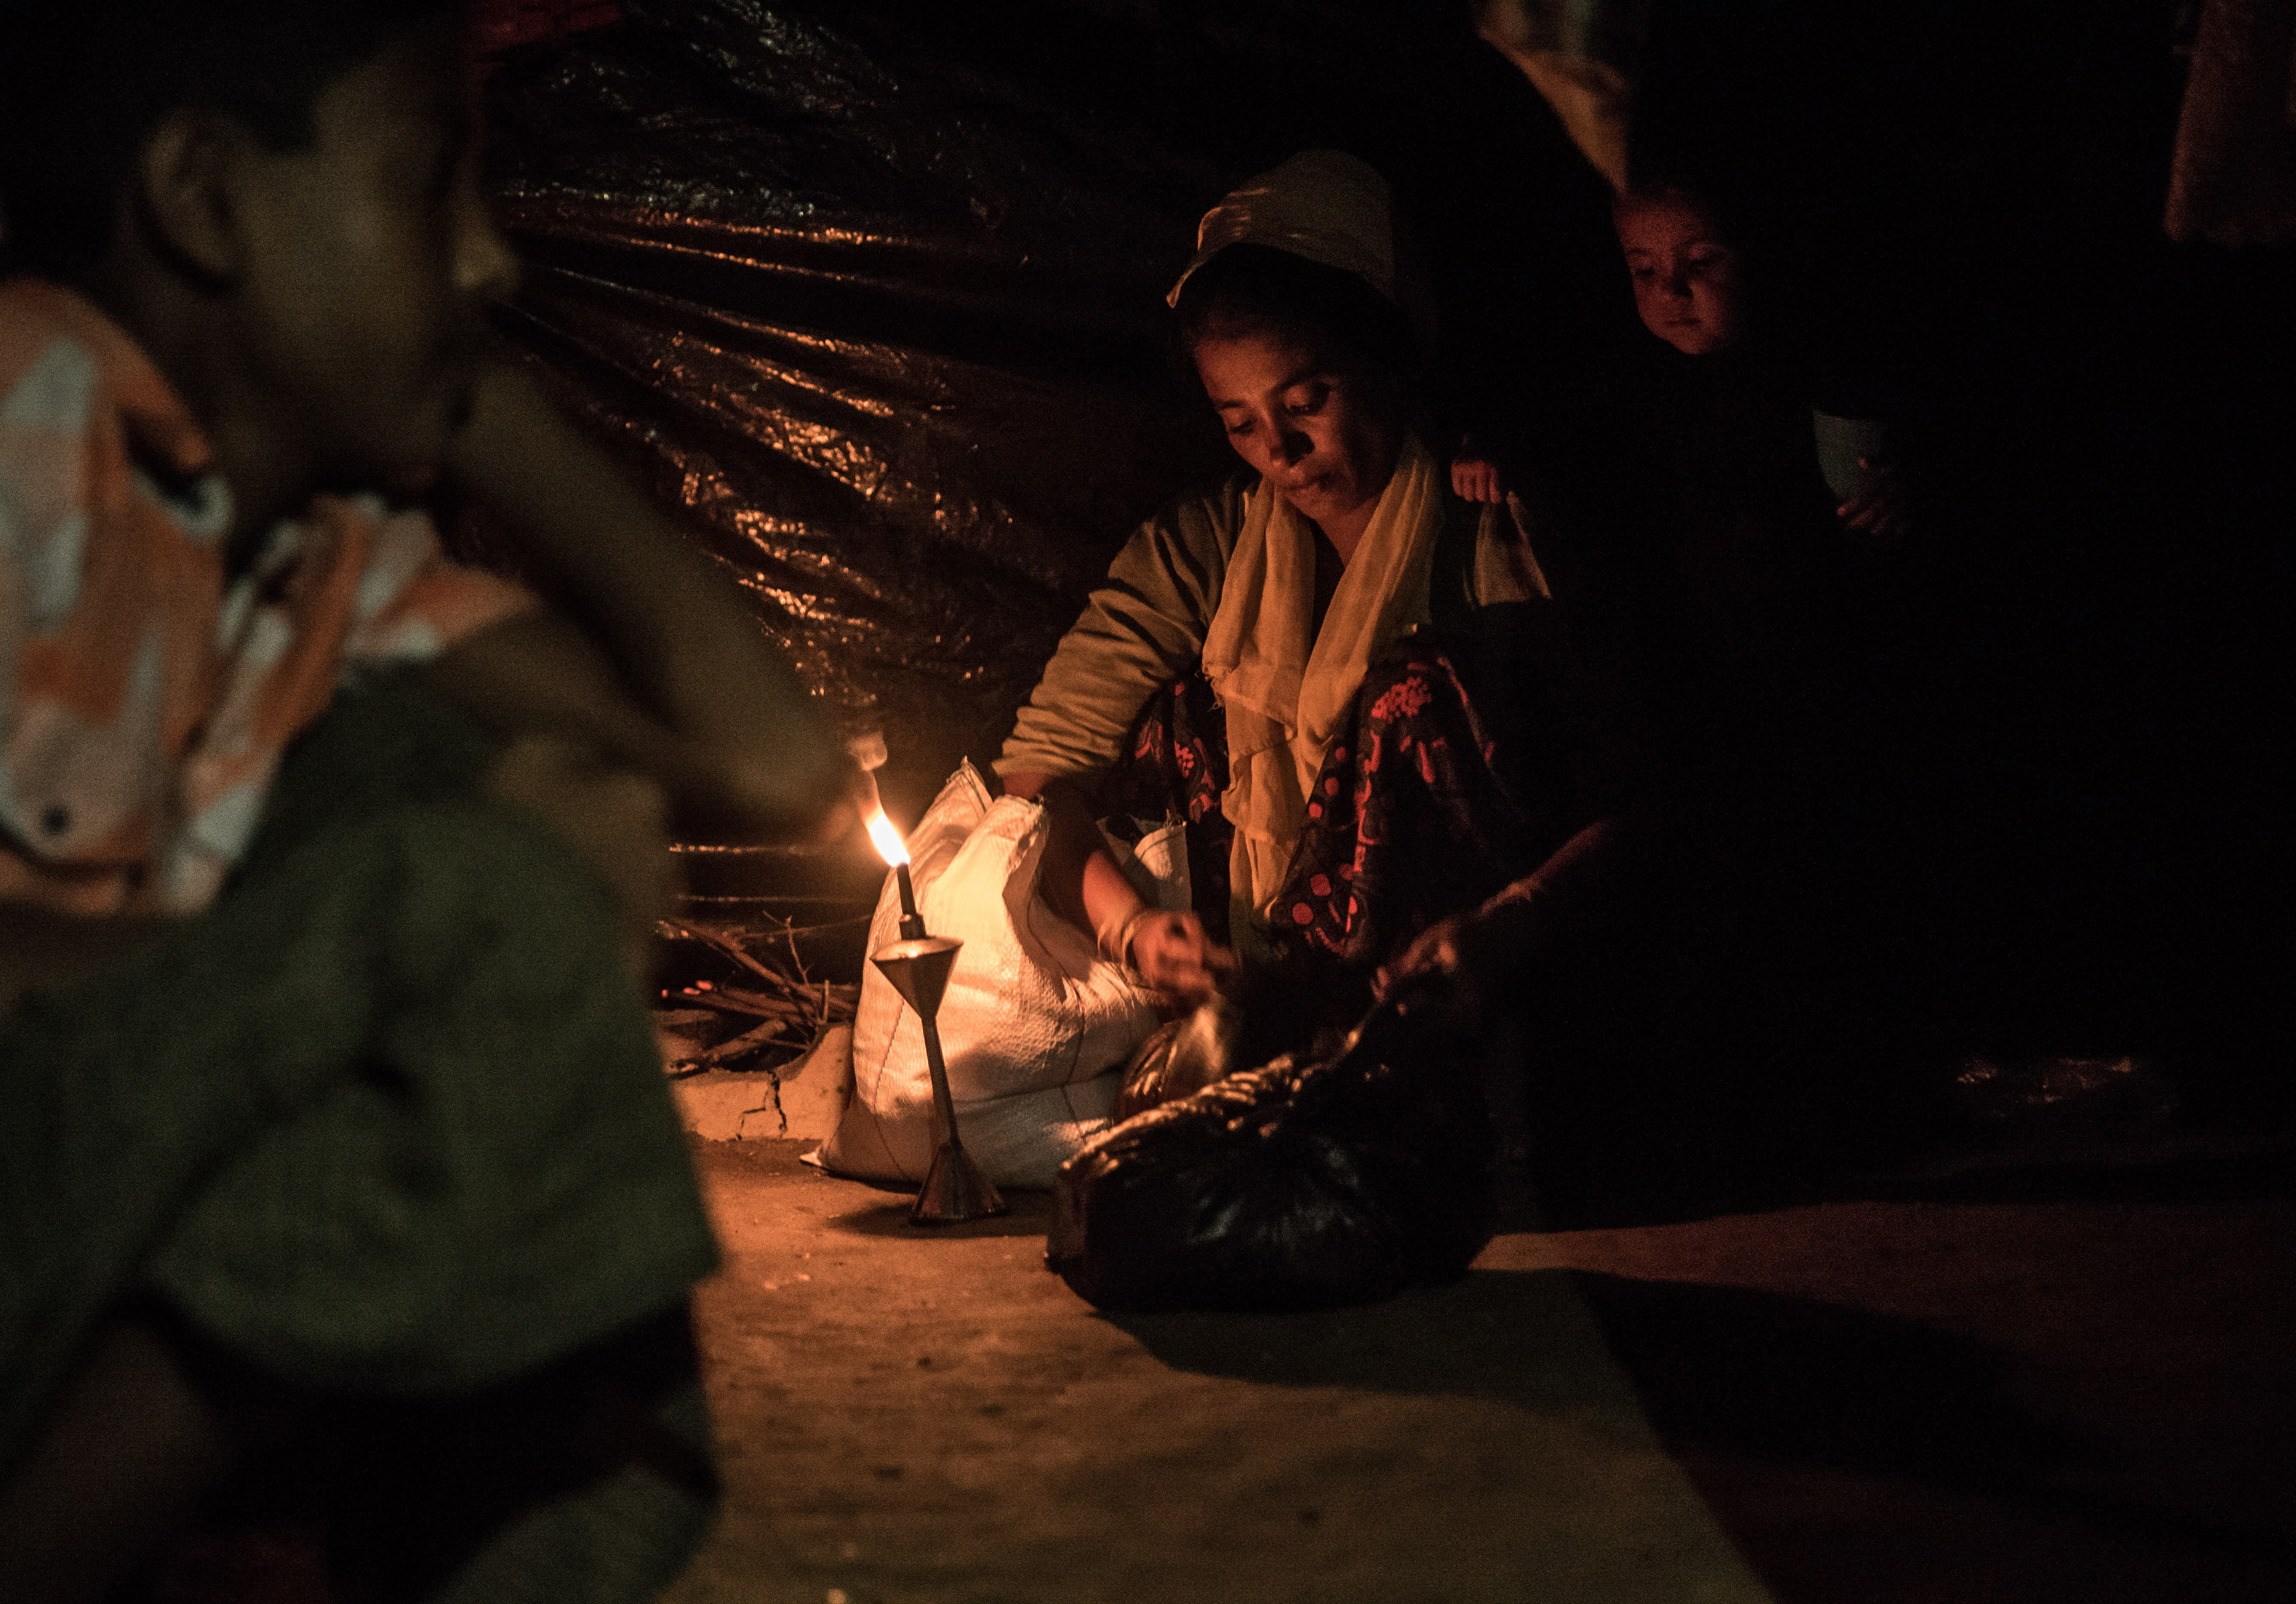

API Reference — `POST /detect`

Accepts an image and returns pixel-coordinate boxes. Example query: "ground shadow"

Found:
[1573,1275,2296,1599]
[1567,1274,2073,1484]
[1112,1267,2293,1594]
[824,1189,1057,1240]
[1111,1268,2068,1490]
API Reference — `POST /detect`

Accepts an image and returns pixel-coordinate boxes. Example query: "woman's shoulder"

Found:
[1116,469,1260,574]
[1152,469,1258,540]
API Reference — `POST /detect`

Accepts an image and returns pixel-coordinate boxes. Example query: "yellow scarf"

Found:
[1202,434,1445,941]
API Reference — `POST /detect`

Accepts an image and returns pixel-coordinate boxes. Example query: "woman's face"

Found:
[1615,194,1742,356]
[1193,328,1401,544]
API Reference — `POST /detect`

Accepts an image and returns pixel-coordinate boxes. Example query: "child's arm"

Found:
[1835,451,1914,545]
[1449,433,1508,504]
[427,361,854,841]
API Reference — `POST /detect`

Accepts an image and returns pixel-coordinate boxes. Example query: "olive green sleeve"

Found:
[996,477,1250,782]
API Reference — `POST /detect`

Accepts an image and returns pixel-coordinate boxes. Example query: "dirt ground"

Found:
[657,1131,2294,1604]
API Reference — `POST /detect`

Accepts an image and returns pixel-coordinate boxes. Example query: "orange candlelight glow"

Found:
[866,806,909,867]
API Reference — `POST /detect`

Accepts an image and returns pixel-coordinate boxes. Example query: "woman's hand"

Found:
[1122,909,1237,1009]
[1004,771,1235,1005]
[1374,907,1501,1032]
[1375,819,1627,1026]
[1375,910,1471,1000]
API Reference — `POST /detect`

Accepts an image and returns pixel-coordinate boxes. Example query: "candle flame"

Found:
[865,806,909,867]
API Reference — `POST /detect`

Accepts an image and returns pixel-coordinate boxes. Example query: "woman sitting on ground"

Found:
[998,150,1578,1010]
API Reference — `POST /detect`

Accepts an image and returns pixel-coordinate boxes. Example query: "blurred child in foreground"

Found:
[0,4,848,1599]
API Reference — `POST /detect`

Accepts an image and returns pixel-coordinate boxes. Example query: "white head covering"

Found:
[1166,149,1436,361]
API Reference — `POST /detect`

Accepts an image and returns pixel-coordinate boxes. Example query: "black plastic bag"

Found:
[1046,1001,1497,1312]
[1111,954,1369,1123]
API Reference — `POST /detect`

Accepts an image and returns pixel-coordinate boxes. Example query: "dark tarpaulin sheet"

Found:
[475,0,1626,824]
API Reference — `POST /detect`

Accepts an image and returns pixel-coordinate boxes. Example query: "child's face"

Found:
[228,19,516,494]
[1615,196,1742,357]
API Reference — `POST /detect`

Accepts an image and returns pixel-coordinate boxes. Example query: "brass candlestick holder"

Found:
[869,847,1007,1225]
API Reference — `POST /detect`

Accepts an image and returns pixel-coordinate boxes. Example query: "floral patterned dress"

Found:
[1104,635,1545,968]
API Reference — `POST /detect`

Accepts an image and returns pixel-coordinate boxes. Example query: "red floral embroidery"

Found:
[1107,650,1529,972]
[1272,648,1531,965]
[1370,674,1433,722]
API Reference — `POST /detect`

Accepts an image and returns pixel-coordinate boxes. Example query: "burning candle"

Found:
[859,784,1004,1223]
[866,805,925,937]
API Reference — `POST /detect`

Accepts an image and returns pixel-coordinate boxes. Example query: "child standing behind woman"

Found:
[1391,175,1931,1210]
[1458,180,1911,541]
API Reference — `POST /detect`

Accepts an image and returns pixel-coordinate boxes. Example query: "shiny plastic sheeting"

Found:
[478,0,1625,819]
[481,0,1220,819]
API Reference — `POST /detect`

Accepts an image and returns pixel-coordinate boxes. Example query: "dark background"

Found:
[476,0,2291,1074]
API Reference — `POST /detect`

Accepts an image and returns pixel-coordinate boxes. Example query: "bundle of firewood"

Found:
[654,916,859,1076]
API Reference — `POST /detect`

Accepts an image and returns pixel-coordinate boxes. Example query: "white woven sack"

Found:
[816,761,1186,1188]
